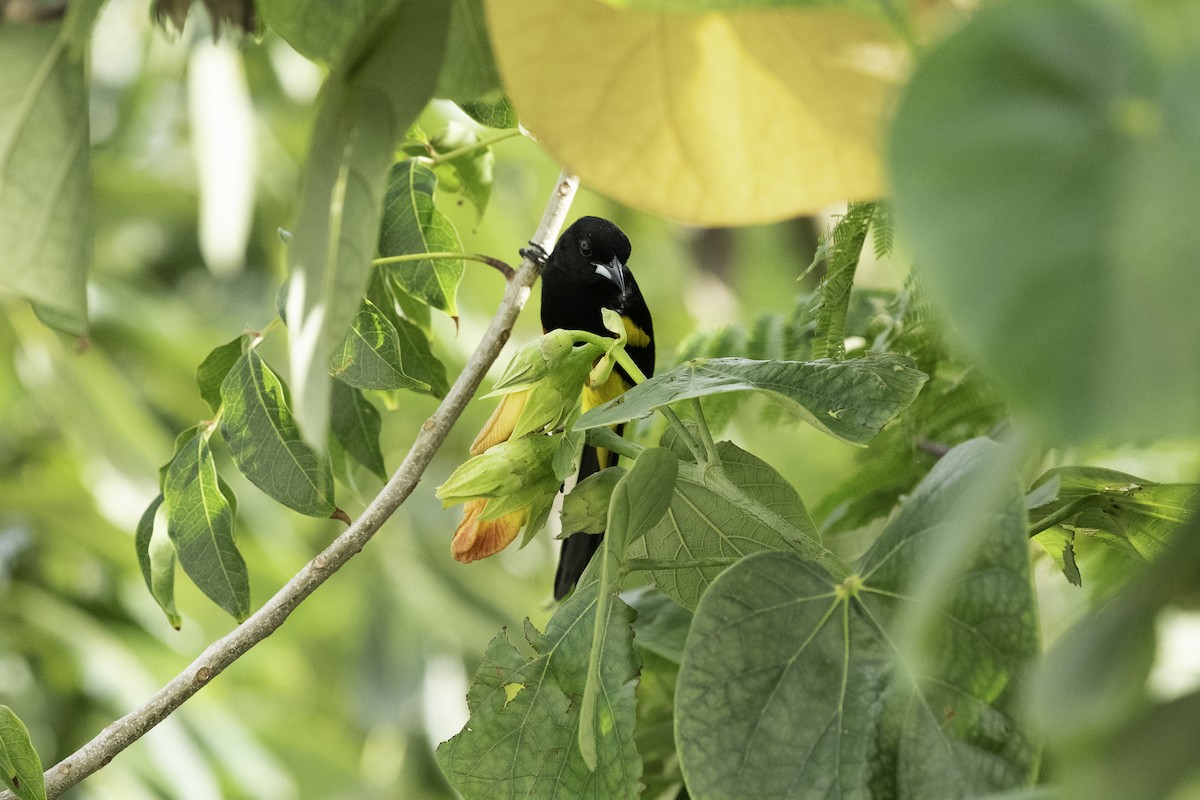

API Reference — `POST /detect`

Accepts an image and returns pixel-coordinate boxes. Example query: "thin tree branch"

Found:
[8,170,581,800]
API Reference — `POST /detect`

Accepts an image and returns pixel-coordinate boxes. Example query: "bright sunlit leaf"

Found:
[485,0,902,224]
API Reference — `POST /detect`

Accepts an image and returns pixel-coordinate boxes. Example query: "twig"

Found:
[7,170,581,800]
[373,251,515,280]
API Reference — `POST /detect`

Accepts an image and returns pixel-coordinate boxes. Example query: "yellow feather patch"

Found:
[622,316,651,348]
[582,370,633,470]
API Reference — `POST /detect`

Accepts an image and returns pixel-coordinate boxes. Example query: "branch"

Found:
[9,170,582,800]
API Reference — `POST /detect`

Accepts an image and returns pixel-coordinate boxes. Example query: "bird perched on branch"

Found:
[540,216,655,598]
[450,216,655,599]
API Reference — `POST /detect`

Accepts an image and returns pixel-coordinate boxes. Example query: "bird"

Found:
[449,216,655,599]
[539,216,655,599]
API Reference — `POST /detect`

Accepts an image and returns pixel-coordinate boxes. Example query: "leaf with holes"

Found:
[436,577,641,799]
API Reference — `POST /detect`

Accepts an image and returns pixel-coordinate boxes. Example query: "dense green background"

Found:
[4,0,1200,797]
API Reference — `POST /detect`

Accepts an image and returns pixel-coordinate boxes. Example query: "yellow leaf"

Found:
[485,0,905,224]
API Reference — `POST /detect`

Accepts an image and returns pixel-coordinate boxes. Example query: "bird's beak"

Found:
[593,257,627,295]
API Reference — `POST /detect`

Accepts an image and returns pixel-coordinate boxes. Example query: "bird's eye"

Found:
[579,240,592,258]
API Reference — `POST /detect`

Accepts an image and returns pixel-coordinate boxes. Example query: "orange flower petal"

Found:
[451,499,530,563]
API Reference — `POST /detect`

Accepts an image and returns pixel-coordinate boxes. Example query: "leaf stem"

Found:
[689,398,721,465]
[422,128,522,166]
[1028,494,1103,537]
[9,170,583,800]
[585,427,643,461]
[373,251,514,279]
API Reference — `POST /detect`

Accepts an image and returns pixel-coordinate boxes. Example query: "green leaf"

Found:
[436,578,641,800]
[579,448,678,767]
[1032,512,1200,751]
[134,494,182,629]
[1055,688,1200,800]
[330,301,432,393]
[283,0,449,444]
[163,429,249,621]
[676,438,1038,800]
[0,705,44,800]
[366,275,448,394]
[627,586,692,664]
[610,448,678,554]
[458,93,519,129]
[257,0,401,67]
[632,439,821,610]
[330,381,387,481]
[561,467,626,536]
[1030,467,1198,563]
[577,355,927,446]
[378,159,464,315]
[633,650,684,800]
[811,201,876,360]
[0,22,89,335]
[196,335,246,413]
[431,122,495,219]
[435,0,502,102]
[889,0,1200,441]
[220,351,336,517]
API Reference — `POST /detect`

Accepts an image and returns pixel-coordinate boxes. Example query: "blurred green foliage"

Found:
[3,0,1200,797]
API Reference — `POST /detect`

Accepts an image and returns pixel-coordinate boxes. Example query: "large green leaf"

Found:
[283,0,449,444]
[134,494,181,629]
[435,0,502,102]
[631,439,821,610]
[220,351,336,517]
[577,355,927,446]
[436,578,641,799]
[329,381,387,481]
[889,0,1200,441]
[676,438,1038,800]
[0,22,89,334]
[0,705,44,800]
[163,429,249,621]
[257,0,401,67]
[377,159,464,315]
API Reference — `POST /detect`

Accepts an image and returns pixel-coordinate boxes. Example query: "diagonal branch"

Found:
[7,170,581,800]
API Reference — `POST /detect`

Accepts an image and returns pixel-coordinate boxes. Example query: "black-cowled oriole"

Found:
[541,216,655,598]
[452,216,655,599]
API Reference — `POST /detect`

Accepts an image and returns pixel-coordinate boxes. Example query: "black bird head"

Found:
[543,216,633,310]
